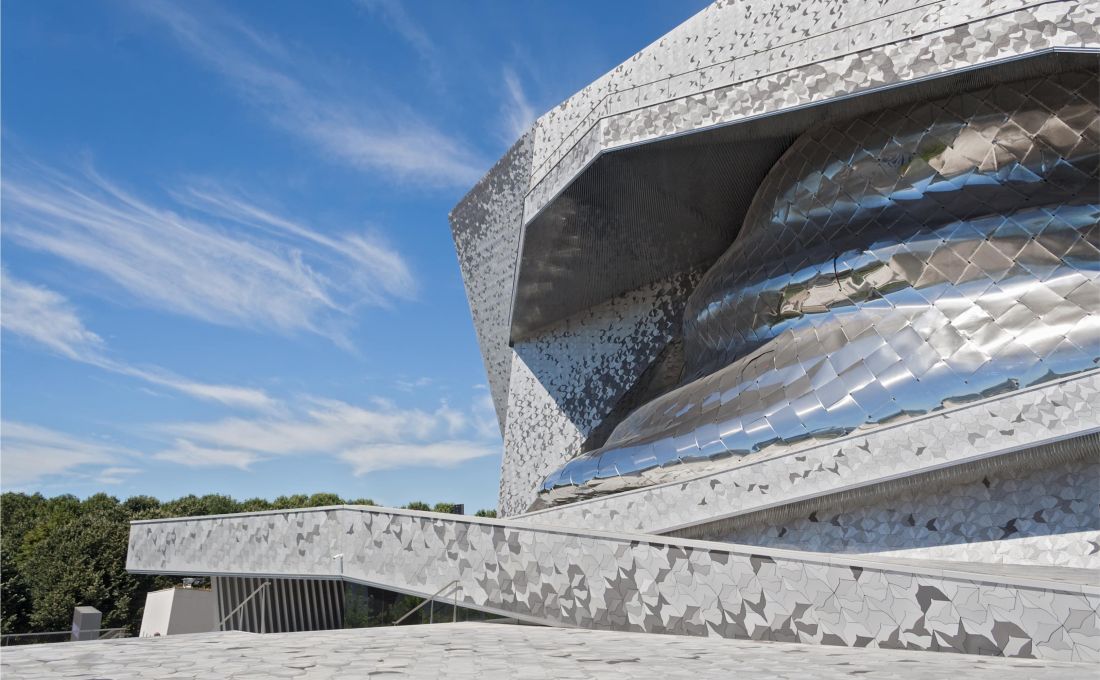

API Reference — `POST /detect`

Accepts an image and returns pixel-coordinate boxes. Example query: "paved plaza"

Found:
[2,622,1092,679]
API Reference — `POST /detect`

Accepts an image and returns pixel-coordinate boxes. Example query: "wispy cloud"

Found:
[136,0,485,187]
[471,390,501,440]
[0,421,136,487]
[339,441,491,476]
[152,395,499,475]
[95,467,142,485]
[394,376,433,392]
[2,161,414,346]
[152,440,262,471]
[356,0,439,73]
[0,268,105,360]
[121,369,280,413]
[1,270,278,411]
[501,67,536,143]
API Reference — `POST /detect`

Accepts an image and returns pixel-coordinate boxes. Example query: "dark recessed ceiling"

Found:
[508,51,1092,343]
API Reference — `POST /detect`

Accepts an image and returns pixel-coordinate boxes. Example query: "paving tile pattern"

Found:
[127,506,1100,661]
[2,623,1094,680]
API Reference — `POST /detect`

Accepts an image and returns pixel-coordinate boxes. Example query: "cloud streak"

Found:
[1,270,278,411]
[0,268,106,360]
[137,0,485,187]
[2,161,414,346]
[502,67,536,143]
[152,395,499,475]
[0,421,136,487]
[356,0,440,72]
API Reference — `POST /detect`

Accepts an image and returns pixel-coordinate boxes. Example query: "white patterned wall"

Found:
[127,506,1100,661]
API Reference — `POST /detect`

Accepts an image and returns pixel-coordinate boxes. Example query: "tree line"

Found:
[0,492,497,636]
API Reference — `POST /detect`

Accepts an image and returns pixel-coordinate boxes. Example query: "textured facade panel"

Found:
[499,271,700,515]
[529,0,1068,153]
[524,1,1098,219]
[127,506,1100,661]
[519,371,1100,534]
[703,452,1100,568]
[449,0,1100,520]
[449,133,534,431]
[538,71,1100,507]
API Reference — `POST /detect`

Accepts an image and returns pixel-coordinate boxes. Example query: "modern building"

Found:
[122,0,1098,665]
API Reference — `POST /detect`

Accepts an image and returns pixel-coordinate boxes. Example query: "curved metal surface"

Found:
[536,71,1100,509]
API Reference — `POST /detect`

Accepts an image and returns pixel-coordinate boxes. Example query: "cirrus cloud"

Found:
[151,395,499,476]
[1,269,278,412]
[135,0,486,187]
[0,421,137,488]
[2,160,414,347]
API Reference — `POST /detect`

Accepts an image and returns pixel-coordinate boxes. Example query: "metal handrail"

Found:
[392,580,459,626]
[0,628,130,645]
[216,581,270,633]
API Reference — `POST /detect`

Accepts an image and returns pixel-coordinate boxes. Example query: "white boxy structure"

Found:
[136,589,215,633]
[138,588,217,638]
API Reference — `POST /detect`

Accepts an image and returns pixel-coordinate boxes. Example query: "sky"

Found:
[1,0,708,511]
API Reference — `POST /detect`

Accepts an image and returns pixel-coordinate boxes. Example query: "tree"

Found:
[0,491,480,635]
[474,509,497,518]
[123,495,160,515]
[238,497,274,513]
[17,496,146,632]
[306,493,343,507]
[271,494,310,509]
[157,494,240,518]
[0,492,41,634]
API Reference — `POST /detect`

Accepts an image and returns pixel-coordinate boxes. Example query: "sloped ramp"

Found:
[127,505,1100,661]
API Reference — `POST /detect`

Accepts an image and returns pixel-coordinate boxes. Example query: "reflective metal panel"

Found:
[536,71,1100,509]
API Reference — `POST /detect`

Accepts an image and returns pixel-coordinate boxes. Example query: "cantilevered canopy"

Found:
[507,52,1091,343]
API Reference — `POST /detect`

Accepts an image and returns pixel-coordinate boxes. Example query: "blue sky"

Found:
[1,0,707,510]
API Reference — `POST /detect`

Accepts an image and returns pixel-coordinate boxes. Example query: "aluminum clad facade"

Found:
[538,71,1100,506]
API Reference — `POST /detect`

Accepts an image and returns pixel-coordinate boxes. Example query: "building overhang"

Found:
[507,48,1098,342]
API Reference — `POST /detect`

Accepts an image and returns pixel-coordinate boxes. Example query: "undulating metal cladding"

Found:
[536,71,1100,509]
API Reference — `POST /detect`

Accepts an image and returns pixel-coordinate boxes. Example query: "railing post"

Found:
[391,580,458,626]
[215,581,270,633]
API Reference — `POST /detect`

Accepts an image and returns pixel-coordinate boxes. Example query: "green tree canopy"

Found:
[1,491,481,636]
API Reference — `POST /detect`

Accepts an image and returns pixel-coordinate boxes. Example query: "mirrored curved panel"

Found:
[536,71,1100,509]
